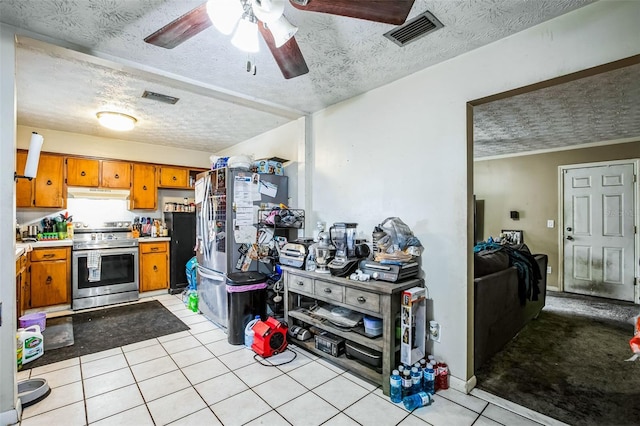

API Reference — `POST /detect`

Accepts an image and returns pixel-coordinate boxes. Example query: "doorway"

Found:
[560,161,638,302]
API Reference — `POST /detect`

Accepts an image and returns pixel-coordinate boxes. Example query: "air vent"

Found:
[384,11,443,47]
[141,90,179,104]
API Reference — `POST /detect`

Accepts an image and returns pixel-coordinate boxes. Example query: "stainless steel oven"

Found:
[72,223,139,310]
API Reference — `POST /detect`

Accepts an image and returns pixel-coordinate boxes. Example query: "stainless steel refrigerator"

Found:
[195,168,289,328]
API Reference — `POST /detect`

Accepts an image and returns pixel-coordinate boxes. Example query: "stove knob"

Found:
[372,272,379,280]
[117,222,123,227]
[83,223,89,228]
[91,233,96,240]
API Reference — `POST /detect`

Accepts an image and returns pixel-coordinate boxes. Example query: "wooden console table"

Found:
[282,266,422,395]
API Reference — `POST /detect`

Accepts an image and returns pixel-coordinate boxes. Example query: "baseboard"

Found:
[450,374,477,394]
[0,406,19,426]
[470,388,568,426]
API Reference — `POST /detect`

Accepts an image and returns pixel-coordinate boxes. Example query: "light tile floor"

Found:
[16,294,564,426]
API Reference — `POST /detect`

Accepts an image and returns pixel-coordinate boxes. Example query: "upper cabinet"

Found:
[159,166,189,188]
[130,164,157,210]
[66,158,100,187]
[101,160,131,188]
[16,153,65,208]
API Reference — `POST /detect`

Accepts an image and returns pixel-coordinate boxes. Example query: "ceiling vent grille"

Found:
[384,11,444,47]
[142,90,179,104]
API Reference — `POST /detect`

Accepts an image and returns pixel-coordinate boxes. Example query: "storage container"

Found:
[363,315,382,337]
[19,312,46,331]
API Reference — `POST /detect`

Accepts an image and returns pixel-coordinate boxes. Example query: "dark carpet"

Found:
[26,300,189,369]
[476,294,640,426]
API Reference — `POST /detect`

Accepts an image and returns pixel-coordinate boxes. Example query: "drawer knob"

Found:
[46,276,52,285]
[323,288,332,294]
[115,173,120,179]
[172,176,177,181]
[296,281,304,286]
[357,296,366,303]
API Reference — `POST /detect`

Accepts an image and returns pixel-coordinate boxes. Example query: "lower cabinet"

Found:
[29,247,71,308]
[16,253,30,320]
[139,241,169,292]
[283,267,422,396]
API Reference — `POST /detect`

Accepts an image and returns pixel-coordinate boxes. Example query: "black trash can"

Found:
[227,272,268,345]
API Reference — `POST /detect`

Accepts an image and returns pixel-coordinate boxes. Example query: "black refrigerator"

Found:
[164,212,196,294]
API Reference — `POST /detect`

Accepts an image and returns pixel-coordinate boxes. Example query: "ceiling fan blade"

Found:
[289,0,415,25]
[258,21,309,80]
[144,3,211,49]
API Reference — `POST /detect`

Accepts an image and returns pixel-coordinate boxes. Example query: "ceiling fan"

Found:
[144,0,416,80]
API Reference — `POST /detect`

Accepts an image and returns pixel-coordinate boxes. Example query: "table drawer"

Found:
[140,242,167,254]
[345,287,380,313]
[30,248,67,262]
[314,281,344,303]
[288,275,314,294]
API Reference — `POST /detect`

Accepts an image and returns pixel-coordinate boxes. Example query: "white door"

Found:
[563,163,636,301]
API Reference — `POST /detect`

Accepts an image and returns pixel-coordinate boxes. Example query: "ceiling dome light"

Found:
[232,18,260,53]
[96,111,137,131]
[207,0,244,35]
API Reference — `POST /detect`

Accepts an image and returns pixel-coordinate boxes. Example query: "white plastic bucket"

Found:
[244,317,261,348]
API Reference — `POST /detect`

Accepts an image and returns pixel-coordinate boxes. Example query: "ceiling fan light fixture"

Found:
[232,18,260,53]
[269,16,298,48]
[207,0,244,35]
[96,111,137,131]
[251,0,285,23]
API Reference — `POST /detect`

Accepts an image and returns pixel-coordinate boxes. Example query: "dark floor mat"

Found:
[43,317,74,351]
[476,306,640,426]
[24,300,189,369]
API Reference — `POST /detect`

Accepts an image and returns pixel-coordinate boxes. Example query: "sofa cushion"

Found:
[474,250,509,278]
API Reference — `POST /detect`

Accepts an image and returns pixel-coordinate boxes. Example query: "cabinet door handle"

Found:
[296,281,304,286]
[115,174,119,179]
[153,265,158,271]
[357,296,366,303]
[46,180,52,185]
[323,288,332,294]
[46,276,52,285]
[43,253,55,258]
[143,185,147,190]
[81,171,86,176]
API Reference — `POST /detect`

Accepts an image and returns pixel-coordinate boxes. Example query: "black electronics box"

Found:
[314,333,345,357]
[345,340,382,368]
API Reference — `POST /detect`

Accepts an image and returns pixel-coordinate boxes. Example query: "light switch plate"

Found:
[547,220,555,228]
[547,266,552,274]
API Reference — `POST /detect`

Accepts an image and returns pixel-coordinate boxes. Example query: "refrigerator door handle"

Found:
[197,266,225,281]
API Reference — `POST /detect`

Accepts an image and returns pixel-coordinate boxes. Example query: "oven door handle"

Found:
[73,248,138,257]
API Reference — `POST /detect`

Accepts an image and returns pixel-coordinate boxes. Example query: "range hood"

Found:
[67,187,130,200]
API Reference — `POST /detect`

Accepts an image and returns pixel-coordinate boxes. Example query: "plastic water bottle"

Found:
[389,369,402,403]
[411,367,422,395]
[401,369,413,398]
[423,364,435,395]
[245,315,261,348]
[402,391,433,411]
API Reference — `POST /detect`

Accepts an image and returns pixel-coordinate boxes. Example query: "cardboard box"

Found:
[254,160,283,175]
[400,286,426,366]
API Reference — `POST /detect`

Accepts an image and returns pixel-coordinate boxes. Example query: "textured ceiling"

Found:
[2,0,624,156]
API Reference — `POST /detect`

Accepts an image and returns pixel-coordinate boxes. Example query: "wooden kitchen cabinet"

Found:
[16,253,30,320]
[101,160,131,188]
[139,241,169,292]
[66,157,99,187]
[16,151,65,208]
[29,247,71,308]
[159,166,189,188]
[130,164,157,210]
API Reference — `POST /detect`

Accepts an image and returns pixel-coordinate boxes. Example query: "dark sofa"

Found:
[473,248,548,372]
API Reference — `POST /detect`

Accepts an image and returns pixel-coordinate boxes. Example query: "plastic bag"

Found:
[376,217,423,255]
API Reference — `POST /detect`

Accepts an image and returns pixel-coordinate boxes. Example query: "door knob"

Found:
[566,227,572,231]
[566,236,574,241]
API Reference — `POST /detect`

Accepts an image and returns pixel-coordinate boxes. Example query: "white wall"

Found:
[236,1,640,389]
[16,126,212,169]
[0,23,19,425]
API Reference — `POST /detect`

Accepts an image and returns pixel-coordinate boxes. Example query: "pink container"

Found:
[19,312,46,331]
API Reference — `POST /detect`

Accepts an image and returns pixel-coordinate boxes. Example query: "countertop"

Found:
[138,237,171,242]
